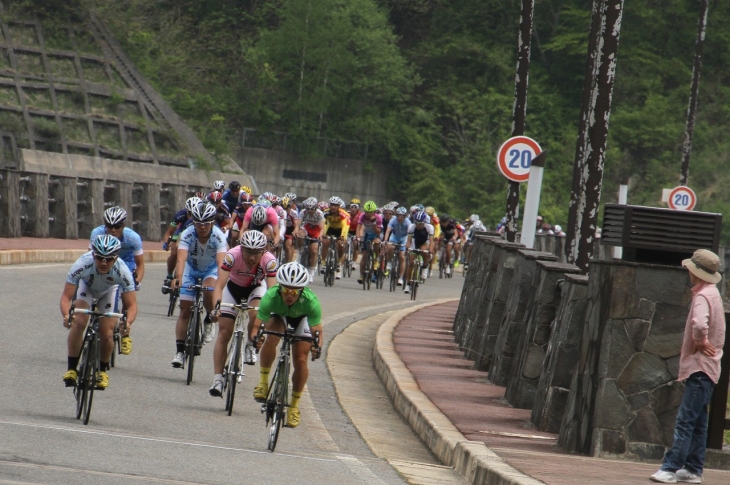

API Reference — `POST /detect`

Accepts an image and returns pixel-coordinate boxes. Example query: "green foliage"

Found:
[88,0,730,238]
[32,117,60,139]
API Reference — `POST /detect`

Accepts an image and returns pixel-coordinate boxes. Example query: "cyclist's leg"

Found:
[321,237,330,259]
[214,288,238,374]
[174,265,198,355]
[284,236,295,262]
[167,240,178,276]
[255,315,286,399]
[398,244,407,279]
[67,284,92,372]
[96,287,119,366]
[445,241,453,265]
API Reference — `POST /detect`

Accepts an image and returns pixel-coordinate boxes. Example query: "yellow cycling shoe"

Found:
[121,336,132,355]
[287,408,301,428]
[253,383,268,402]
[63,369,78,387]
[96,371,109,390]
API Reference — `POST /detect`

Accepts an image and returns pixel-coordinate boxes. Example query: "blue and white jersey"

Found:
[388,217,411,239]
[89,226,143,271]
[178,225,227,271]
[66,252,136,294]
[173,218,194,237]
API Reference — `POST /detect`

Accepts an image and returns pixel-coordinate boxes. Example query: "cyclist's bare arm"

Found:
[172,248,189,288]
[120,291,138,327]
[60,283,78,327]
[211,269,231,315]
[134,254,145,283]
[384,227,392,241]
[310,324,323,358]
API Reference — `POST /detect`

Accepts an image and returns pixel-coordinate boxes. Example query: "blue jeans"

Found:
[661,371,715,475]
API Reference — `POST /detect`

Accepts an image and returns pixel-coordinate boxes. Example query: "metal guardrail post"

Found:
[707,310,730,449]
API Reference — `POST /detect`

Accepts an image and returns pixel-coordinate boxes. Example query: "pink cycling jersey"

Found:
[221,246,278,286]
[243,206,279,228]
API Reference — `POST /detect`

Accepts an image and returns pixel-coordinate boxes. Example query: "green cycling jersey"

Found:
[256,285,322,326]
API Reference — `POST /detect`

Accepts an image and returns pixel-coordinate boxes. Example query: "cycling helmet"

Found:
[192,201,217,223]
[251,205,268,226]
[185,196,201,212]
[318,201,329,211]
[242,186,252,195]
[92,234,121,257]
[285,192,297,201]
[270,194,281,205]
[103,206,127,225]
[409,205,418,213]
[415,204,425,212]
[240,193,254,203]
[213,180,225,191]
[240,230,268,250]
[229,180,241,191]
[469,214,480,223]
[261,192,273,201]
[350,198,361,206]
[363,200,377,212]
[425,206,435,216]
[208,191,223,203]
[414,210,428,223]
[553,224,563,233]
[256,198,272,208]
[281,196,291,208]
[375,207,383,215]
[195,191,206,199]
[389,201,399,208]
[302,197,318,210]
[276,262,309,288]
[396,206,407,216]
[329,196,344,206]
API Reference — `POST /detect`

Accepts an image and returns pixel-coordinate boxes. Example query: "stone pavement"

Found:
[0,237,166,264]
[378,301,730,485]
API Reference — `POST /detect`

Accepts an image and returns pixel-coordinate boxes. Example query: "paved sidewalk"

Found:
[0,237,166,264]
[389,302,730,485]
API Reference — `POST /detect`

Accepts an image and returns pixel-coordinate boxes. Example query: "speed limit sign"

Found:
[497,136,542,182]
[667,186,696,211]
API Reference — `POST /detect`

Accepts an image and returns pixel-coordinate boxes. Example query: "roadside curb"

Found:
[0,249,169,265]
[373,299,546,485]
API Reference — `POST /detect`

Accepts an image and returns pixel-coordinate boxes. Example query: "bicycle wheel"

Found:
[344,240,352,278]
[361,249,370,290]
[167,288,178,317]
[83,336,98,425]
[266,369,284,452]
[75,343,90,420]
[226,332,243,416]
[439,250,445,279]
[389,256,398,292]
[186,310,199,385]
[409,263,420,301]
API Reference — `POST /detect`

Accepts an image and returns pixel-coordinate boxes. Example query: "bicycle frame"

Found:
[218,301,257,415]
[183,279,215,385]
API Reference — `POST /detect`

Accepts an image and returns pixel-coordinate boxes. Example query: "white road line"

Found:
[336,455,390,485]
[0,420,335,463]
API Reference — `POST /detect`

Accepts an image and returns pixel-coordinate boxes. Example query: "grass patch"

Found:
[153,130,181,157]
[109,67,128,89]
[0,85,19,106]
[74,30,102,56]
[48,55,77,79]
[8,23,38,46]
[0,49,12,71]
[116,101,145,125]
[66,144,94,156]
[32,116,60,139]
[0,111,25,133]
[61,117,91,144]
[80,59,108,84]
[15,52,44,76]
[93,121,122,151]
[23,88,52,110]
[44,27,73,51]
[56,89,85,114]
[125,127,150,153]
[34,140,62,153]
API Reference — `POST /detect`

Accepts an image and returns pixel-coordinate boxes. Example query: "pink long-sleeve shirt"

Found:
[678,281,726,383]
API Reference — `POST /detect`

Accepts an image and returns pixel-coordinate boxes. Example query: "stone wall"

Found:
[531,274,589,432]
[504,261,582,409]
[558,260,692,461]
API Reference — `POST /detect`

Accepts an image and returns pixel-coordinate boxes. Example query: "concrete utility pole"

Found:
[574,0,625,273]
[566,0,605,263]
[504,0,535,242]
[679,0,709,187]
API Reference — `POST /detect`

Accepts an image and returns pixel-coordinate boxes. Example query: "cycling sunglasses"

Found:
[105,223,124,230]
[279,286,302,296]
[94,254,117,263]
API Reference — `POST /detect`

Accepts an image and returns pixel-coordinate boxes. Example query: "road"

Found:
[0,262,464,485]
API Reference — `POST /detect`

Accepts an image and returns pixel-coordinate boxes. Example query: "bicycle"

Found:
[323,236,338,287]
[438,243,454,279]
[255,323,320,452]
[216,301,257,416]
[68,303,125,425]
[343,236,355,278]
[407,249,430,301]
[166,286,180,317]
[110,319,126,368]
[386,242,403,292]
[360,240,373,290]
[298,236,321,274]
[181,279,215,385]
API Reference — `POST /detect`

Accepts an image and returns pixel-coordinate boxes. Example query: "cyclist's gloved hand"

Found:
[162,241,169,251]
[135,282,141,291]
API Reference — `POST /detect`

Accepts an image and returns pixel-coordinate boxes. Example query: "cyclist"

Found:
[294,197,325,281]
[424,207,440,278]
[61,235,138,389]
[347,199,363,269]
[222,180,242,211]
[229,192,255,246]
[89,207,143,355]
[209,230,277,397]
[322,196,350,279]
[439,215,460,276]
[208,191,232,234]
[280,196,300,262]
[170,202,228,367]
[238,202,282,250]
[213,180,226,193]
[162,197,201,291]
[270,195,288,254]
[404,210,435,294]
[383,206,411,287]
[251,262,322,428]
[356,200,383,285]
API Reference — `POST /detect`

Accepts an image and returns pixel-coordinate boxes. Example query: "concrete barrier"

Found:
[0,249,167,265]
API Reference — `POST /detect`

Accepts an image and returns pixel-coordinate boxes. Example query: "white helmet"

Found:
[302,197,318,210]
[103,206,127,225]
[469,214,480,223]
[192,201,217,222]
[251,206,268,226]
[185,197,201,212]
[213,180,225,191]
[329,196,344,207]
[240,230,268,250]
[276,262,309,288]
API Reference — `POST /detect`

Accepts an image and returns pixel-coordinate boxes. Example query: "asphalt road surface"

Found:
[0,261,464,485]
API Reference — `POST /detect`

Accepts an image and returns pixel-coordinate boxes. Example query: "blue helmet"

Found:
[91,234,121,257]
[413,210,428,223]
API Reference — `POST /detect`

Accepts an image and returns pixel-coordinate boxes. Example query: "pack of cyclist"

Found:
[58,179,477,430]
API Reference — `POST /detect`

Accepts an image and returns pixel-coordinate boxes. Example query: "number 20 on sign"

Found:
[668,186,696,211]
[497,136,542,183]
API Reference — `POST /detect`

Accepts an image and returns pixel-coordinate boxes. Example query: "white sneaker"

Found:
[209,378,224,397]
[386,262,392,272]
[308,269,316,282]
[404,285,410,294]
[171,352,184,368]
[204,322,214,343]
[397,277,403,287]
[675,469,702,483]
[244,343,257,365]
[445,266,451,275]
[650,470,677,483]
[421,270,428,281]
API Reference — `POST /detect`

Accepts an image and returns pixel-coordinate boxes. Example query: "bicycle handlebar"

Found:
[215,300,259,312]
[254,323,321,361]
[68,304,126,326]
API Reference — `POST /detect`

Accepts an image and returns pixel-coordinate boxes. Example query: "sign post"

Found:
[667,186,697,211]
[497,135,542,247]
